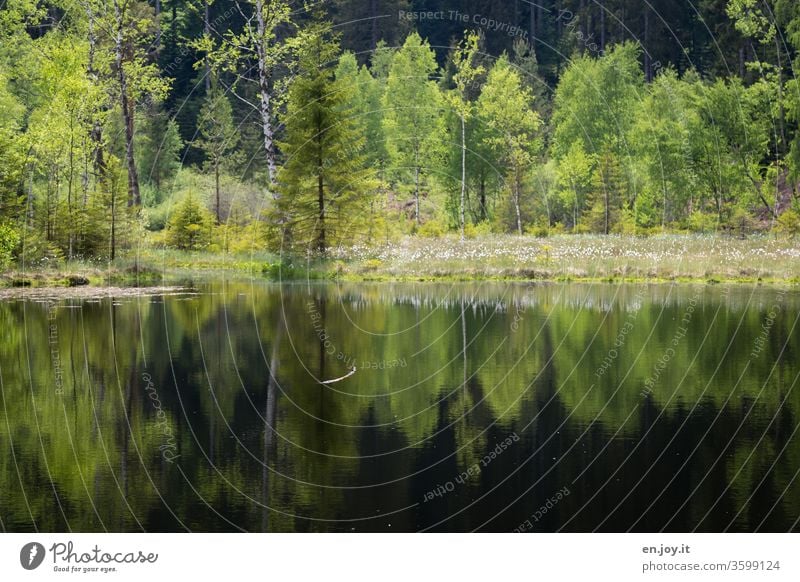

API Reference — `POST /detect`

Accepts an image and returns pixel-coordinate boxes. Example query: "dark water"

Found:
[1,281,799,532]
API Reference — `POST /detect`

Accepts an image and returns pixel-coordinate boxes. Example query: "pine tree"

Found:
[198,83,239,223]
[277,21,376,254]
[166,194,214,250]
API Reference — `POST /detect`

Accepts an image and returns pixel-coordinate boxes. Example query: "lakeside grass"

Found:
[2,235,799,288]
[328,234,800,284]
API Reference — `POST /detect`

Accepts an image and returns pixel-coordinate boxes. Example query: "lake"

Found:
[1,281,798,532]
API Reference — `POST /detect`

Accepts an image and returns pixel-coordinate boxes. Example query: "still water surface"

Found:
[1,281,799,531]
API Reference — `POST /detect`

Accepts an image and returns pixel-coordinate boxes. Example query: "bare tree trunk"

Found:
[68,121,74,260]
[114,0,141,207]
[460,113,466,239]
[370,0,379,50]
[255,0,278,189]
[514,169,522,235]
[414,165,420,225]
[600,0,606,53]
[86,4,105,188]
[111,175,116,261]
[479,174,487,221]
[317,147,325,253]
[215,162,221,224]
[644,9,651,82]
[529,1,535,41]
[775,36,786,155]
[154,0,161,51]
[204,0,211,93]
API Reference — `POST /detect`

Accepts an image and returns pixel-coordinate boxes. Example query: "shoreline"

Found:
[3,234,799,290]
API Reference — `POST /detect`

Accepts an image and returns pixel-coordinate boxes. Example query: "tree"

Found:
[584,147,626,234]
[477,54,542,234]
[166,194,214,250]
[629,69,698,227]
[445,30,484,238]
[205,0,296,192]
[137,103,183,194]
[197,84,238,223]
[104,0,168,207]
[551,42,643,160]
[382,32,446,224]
[277,21,376,254]
[556,142,595,230]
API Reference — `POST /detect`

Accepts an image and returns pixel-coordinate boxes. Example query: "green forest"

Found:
[1,0,800,270]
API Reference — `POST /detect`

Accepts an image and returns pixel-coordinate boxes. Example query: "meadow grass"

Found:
[3,235,798,287]
[328,234,800,284]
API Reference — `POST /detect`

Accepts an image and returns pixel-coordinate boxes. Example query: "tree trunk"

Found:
[110,177,116,261]
[644,9,651,82]
[479,174,487,221]
[255,0,278,189]
[215,161,221,224]
[86,4,105,187]
[775,36,786,155]
[154,0,161,51]
[514,169,522,235]
[317,153,325,253]
[370,0,379,50]
[204,0,211,92]
[414,163,420,224]
[460,113,466,238]
[114,0,140,207]
[600,0,606,53]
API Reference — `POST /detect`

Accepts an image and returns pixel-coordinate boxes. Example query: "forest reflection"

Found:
[1,282,798,532]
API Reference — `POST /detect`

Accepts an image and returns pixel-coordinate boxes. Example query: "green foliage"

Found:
[382,32,446,223]
[776,208,800,237]
[277,22,377,254]
[552,43,643,160]
[477,54,542,234]
[137,104,183,194]
[166,195,214,251]
[0,221,20,268]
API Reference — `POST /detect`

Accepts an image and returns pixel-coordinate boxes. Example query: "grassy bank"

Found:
[2,235,799,288]
[329,234,800,284]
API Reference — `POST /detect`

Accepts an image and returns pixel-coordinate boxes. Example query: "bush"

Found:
[416,218,447,238]
[725,207,757,238]
[687,211,719,234]
[16,227,63,266]
[0,222,20,269]
[464,221,493,238]
[165,195,214,250]
[775,209,800,237]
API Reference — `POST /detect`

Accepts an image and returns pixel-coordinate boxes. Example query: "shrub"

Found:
[417,218,447,238]
[165,195,214,251]
[464,222,493,238]
[0,222,20,269]
[775,209,800,237]
[687,211,719,234]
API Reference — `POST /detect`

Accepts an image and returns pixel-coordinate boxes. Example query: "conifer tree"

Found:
[277,21,375,254]
[198,83,239,223]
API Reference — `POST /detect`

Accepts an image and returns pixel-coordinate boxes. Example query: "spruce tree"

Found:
[277,21,375,254]
[198,83,239,223]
